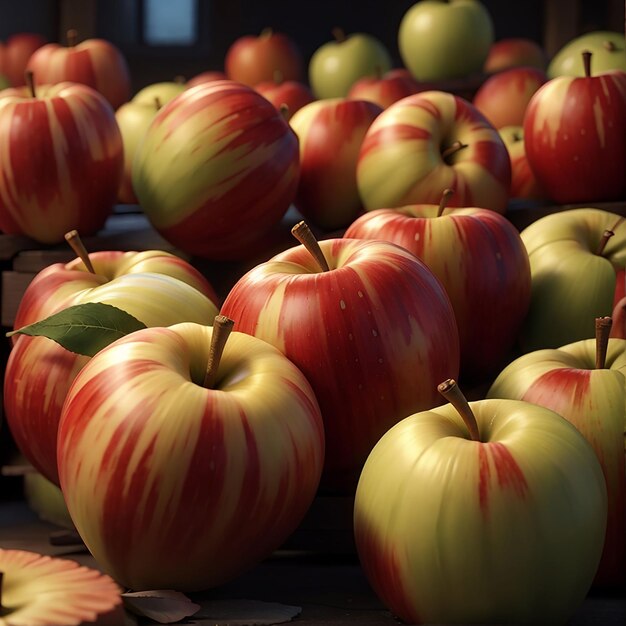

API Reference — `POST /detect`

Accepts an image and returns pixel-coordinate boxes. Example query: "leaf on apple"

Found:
[192,599,302,625]
[6,302,147,356]
[122,589,201,623]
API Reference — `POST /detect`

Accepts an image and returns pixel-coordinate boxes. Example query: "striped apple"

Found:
[499,125,546,200]
[0,32,47,86]
[221,229,460,492]
[347,68,421,109]
[357,90,511,213]
[4,246,221,486]
[488,323,626,587]
[57,321,325,591]
[344,194,532,382]
[0,81,123,244]
[289,98,382,231]
[523,52,626,204]
[132,80,300,260]
[25,32,131,109]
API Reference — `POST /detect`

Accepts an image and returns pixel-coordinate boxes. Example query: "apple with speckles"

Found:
[354,379,607,625]
[498,125,546,200]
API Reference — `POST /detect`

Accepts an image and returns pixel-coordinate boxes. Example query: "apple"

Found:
[308,29,392,99]
[472,65,547,129]
[185,70,227,89]
[289,98,382,231]
[0,32,47,86]
[254,72,315,121]
[26,29,131,109]
[4,235,221,486]
[499,125,546,200]
[398,0,494,81]
[0,78,123,244]
[57,317,325,591]
[347,67,421,109]
[519,207,626,351]
[354,379,607,625]
[524,51,626,204]
[221,224,460,492]
[225,28,303,87]
[131,79,186,106]
[0,548,125,624]
[356,90,511,213]
[487,318,625,587]
[132,79,300,260]
[344,190,531,382]
[23,471,74,529]
[484,37,547,73]
[548,30,626,78]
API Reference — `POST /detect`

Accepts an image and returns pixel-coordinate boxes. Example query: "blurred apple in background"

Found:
[472,65,547,128]
[524,51,626,205]
[289,98,382,230]
[0,72,10,90]
[347,67,421,109]
[357,90,511,213]
[225,28,303,86]
[354,380,607,625]
[185,69,227,88]
[488,318,625,587]
[548,30,626,77]
[26,29,131,109]
[0,32,47,86]
[131,78,186,105]
[499,125,546,200]
[484,37,547,73]
[398,0,494,81]
[308,29,392,99]
[254,71,315,121]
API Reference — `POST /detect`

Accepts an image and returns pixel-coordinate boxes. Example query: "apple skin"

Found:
[488,337,626,586]
[308,32,392,100]
[220,237,460,493]
[357,90,511,213]
[354,397,607,625]
[0,82,123,244]
[484,37,547,73]
[186,70,227,88]
[472,66,547,129]
[57,322,325,591]
[519,208,626,351]
[344,204,531,382]
[225,29,303,87]
[254,77,315,121]
[548,30,626,78]
[26,37,131,109]
[289,98,383,231]
[523,63,626,204]
[0,32,47,86]
[4,250,220,486]
[499,125,546,200]
[347,68,421,109]
[398,0,494,82]
[132,80,300,261]
[131,80,186,105]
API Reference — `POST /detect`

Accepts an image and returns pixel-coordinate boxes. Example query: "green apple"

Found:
[398,0,494,81]
[548,31,626,78]
[308,29,392,99]
[131,79,186,106]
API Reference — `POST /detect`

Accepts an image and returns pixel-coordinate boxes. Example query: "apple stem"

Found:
[331,27,346,43]
[442,141,468,163]
[260,27,273,38]
[437,188,455,217]
[174,75,185,84]
[582,50,592,78]
[0,570,3,610]
[278,103,290,120]
[154,96,162,110]
[67,28,78,47]
[64,230,96,274]
[203,315,235,388]
[25,70,36,98]
[273,69,284,84]
[291,221,330,272]
[595,316,612,369]
[438,379,481,442]
[596,229,614,255]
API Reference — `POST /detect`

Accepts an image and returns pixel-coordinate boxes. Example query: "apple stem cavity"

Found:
[67,28,78,47]
[64,230,96,274]
[442,141,468,164]
[291,221,330,272]
[438,378,481,442]
[595,229,614,255]
[582,50,593,78]
[279,103,290,120]
[25,70,36,98]
[603,40,619,52]
[595,316,613,369]
[204,315,235,389]
[331,27,346,43]
[437,188,455,217]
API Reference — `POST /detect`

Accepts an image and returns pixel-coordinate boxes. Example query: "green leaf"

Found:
[6,302,147,357]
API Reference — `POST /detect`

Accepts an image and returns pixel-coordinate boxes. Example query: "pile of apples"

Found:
[1,0,625,623]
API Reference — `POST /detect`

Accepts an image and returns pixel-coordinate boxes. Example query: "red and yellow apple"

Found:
[0,32,47,86]
[484,37,547,73]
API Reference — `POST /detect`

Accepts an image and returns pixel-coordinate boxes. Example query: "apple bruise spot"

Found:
[478,443,528,516]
